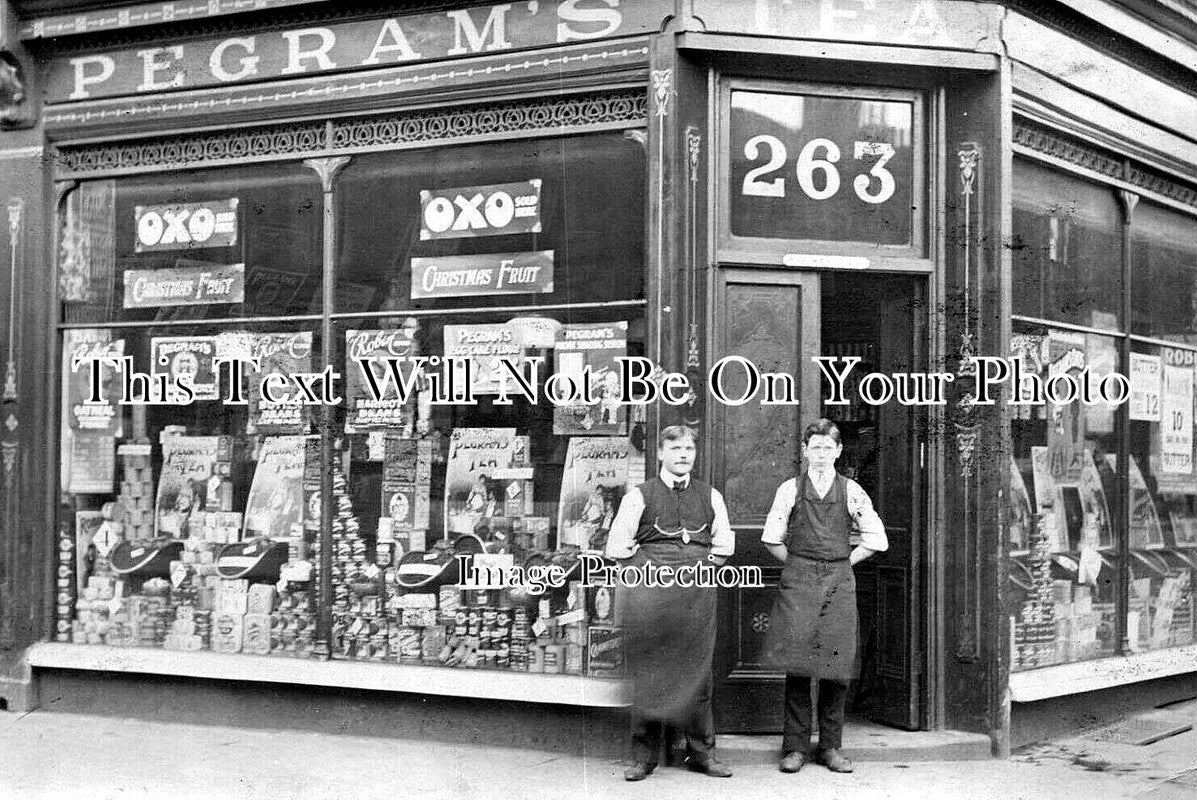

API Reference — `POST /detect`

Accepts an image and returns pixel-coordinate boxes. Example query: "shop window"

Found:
[1012,159,1122,331]
[1009,322,1121,671]
[336,133,646,311]
[57,129,647,675]
[59,163,324,325]
[1131,202,1197,343]
[1128,340,1197,652]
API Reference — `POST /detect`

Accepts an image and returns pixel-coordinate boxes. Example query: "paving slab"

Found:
[0,709,1182,800]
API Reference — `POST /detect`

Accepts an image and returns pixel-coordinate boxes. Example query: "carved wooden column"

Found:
[0,53,48,710]
[646,28,711,460]
[943,68,1009,753]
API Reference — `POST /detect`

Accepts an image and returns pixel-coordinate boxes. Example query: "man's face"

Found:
[803,434,842,470]
[658,436,696,477]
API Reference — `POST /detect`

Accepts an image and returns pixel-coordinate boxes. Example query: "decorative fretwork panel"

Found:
[54,91,647,179]
[1014,118,1197,210]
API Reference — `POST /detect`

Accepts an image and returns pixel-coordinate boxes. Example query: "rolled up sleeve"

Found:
[846,480,888,552]
[709,488,735,557]
[603,487,645,559]
[761,479,798,546]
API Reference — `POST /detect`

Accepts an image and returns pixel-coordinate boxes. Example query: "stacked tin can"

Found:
[271,588,316,658]
[73,577,116,645]
[164,605,208,651]
[508,605,533,670]
[55,520,76,643]
[115,442,155,541]
[1013,512,1060,670]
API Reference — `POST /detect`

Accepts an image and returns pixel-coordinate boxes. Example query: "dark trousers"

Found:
[782,674,849,754]
[631,671,715,765]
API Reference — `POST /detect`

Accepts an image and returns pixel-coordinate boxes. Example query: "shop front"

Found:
[0,0,1194,759]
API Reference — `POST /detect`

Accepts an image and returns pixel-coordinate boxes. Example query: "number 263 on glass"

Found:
[740,137,898,205]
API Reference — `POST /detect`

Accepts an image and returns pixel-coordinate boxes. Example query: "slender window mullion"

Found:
[1115,183,1139,656]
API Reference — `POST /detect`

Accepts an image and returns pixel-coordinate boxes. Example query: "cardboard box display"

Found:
[586,625,624,676]
[212,612,244,653]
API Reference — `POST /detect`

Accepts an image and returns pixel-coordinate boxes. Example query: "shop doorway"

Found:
[711,268,927,732]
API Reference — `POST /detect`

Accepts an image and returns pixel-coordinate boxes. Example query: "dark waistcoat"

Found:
[785,472,852,560]
[635,477,715,546]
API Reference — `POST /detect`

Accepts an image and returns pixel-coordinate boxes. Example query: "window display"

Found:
[1010,161,1197,671]
[1129,342,1197,652]
[57,129,647,679]
[1009,324,1120,670]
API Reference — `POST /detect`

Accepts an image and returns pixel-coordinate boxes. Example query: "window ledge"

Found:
[1010,644,1197,702]
[26,643,632,708]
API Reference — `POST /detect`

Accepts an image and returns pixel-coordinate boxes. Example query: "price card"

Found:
[1130,353,1162,421]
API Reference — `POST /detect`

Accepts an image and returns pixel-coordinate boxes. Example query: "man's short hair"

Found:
[659,425,697,447]
[802,418,841,445]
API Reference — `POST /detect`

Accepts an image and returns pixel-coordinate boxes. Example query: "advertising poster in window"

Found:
[409,251,554,299]
[419,180,542,240]
[557,437,630,551]
[250,332,314,435]
[62,329,124,436]
[1078,447,1113,549]
[1010,333,1047,421]
[134,199,238,253]
[243,435,307,540]
[1008,456,1033,553]
[74,510,105,591]
[67,431,116,495]
[58,180,115,304]
[1085,334,1117,435]
[345,327,418,433]
[444,428,518,537]
[382,437,432,533]
[1127,455,1165,548]
[1159,350,1194,475]
[1163,493,1197,548]
[443,322,524,396]
[1030,446,1069,552]
[1046,330,1087,483]
[1130,352,1162,422]
[552,321,628,435]
[151,335,219,400]
[122,263,245,309]
[244,265,310,316]
[155,436,231,538]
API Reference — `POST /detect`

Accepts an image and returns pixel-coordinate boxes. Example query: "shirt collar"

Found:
[660,469,690,489]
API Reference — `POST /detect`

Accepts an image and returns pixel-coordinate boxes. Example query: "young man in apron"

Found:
[761,418,888,774]
[605,425,735,781]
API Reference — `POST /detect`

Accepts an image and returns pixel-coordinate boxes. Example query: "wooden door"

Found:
[711,270,926,733]
[832,275,925,731]
[711,268,820,732]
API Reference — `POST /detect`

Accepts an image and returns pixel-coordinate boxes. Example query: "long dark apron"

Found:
[617,540,717,721]
[762,475,858,682]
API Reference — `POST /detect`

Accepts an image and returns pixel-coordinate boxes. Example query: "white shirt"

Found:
[760,472,888,552]
[603,468,735,558]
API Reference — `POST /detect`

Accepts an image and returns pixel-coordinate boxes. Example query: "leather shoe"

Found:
[779,751,807,773]
[818,748,854,773]
[624,762,656,781]
[685,757,733,778]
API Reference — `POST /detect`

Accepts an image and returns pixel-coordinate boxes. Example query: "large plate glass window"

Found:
[55,126,649,676]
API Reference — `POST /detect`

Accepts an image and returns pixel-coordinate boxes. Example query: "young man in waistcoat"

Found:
[604,425,735,781]
[761,418,888,775]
